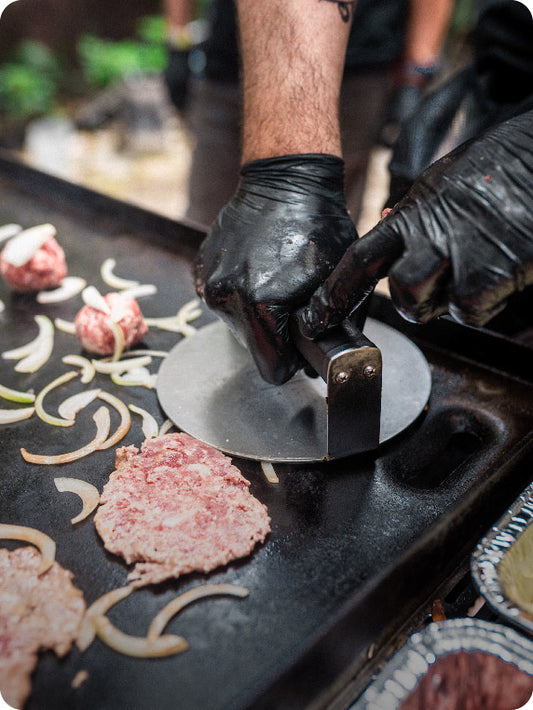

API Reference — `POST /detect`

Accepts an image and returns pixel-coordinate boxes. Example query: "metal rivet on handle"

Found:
[335,371,350,384]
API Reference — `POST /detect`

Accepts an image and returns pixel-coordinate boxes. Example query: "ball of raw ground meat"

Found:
[75,292,148,355]
[0,237,67,293]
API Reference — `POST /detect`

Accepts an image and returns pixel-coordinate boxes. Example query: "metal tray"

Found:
[1,152,533,710]
[472,480,533,636]
[351,618,533,709]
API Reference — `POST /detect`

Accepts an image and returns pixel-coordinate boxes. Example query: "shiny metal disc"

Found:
[156,319,431,462]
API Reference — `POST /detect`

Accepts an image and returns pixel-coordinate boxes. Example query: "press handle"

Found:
[290,311,382,459]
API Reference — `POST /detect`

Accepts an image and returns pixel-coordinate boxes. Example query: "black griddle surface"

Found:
[1,153,533,710]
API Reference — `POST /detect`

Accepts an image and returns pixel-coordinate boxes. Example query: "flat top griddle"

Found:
[1,152,533,710]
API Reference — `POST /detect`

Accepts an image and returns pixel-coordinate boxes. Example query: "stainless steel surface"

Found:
[156,318,432,462]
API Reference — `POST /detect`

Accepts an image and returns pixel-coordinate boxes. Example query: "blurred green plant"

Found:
[0,40,63,119]
[77,16,168,89]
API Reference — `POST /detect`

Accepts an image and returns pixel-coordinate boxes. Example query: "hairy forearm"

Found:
[237,0,352,162]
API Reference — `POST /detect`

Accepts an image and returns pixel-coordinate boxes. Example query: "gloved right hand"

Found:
[194,154,358,385]
[298,109,533,335]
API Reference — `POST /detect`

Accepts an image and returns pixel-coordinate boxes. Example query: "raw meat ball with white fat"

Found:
[75,291,148,355]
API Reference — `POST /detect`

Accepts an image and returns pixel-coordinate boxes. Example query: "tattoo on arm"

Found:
[320,0,357,22]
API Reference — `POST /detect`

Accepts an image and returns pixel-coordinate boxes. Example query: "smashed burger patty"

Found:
[94,433,271,587]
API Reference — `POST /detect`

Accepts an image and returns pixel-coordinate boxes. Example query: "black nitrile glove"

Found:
[298,110,533,335]
[163,48,191,111]
[387,0,533,206]
[194,154,358,385]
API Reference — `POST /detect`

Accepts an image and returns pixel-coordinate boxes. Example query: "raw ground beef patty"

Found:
[0,547,86,709]
[94,433,271,587]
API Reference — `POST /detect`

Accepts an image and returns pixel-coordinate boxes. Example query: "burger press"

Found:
[156,310,432,463]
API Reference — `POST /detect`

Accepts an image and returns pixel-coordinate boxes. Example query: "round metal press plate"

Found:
[156,319,432,462]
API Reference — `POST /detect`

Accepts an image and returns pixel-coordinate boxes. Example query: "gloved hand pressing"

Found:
[298,109,533,335]
[194,154,358,385]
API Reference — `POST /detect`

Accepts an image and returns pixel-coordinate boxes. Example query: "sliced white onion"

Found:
[96,391,131,449]
[158,419,174,436]
[0,522,56,574]
[111,367,155,389]
[0,299,4,314]
[61,354,95,384]
[2,315,55,373]
[107,318,125,361]
[147,584,249,640]
[21,405,111,465]
[92,355,152,374]
[124,349,168,359]
[57,388,100,420]
[128,404,159,438]
[109,296,129,324]
[100,258,139,290]
[14,322,55,373]
[0,223,22,243]
[54,477,100,524]
[82,286,111,315]
[37,276,87,304]
[144,298,202,336]
[260,461,279,484]
[3,314,54,362]
[2,223,56,267]
[54,317,77,335]
[78,585,133,652]
[35,371,78,427]
[0,383,35,403]
[119,284,157,300]
[0,406,35,423]
[94,616,188,658]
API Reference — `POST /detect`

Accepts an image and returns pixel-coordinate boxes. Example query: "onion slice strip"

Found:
[0,299,4,314]
[119,284,157,300]
[261,461,279,484]
[54,477,100,525]
[2,223,56,267]
[21,405,111,464]
[78,585,133,651]
[3,315,55,373]
[107,319,125,362]
[128,404,159,438]
[0,406,35,423]
[57,388,100,420]
[82,285,111,314]
[37,276,87,304]
[147,584,249,640]
[0,223,22,243]
[35,371,78,427]
[92,355,152,374]
[54,318,77,335]
[93,616,188,658]
[62,354,95,384]
[100,258,139,290]
[0,523,56,574]
[158,419,174,436]
[144,298,202,336]
[96,391,131,449]
[111,367,155,389]
[0,384,35,403]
